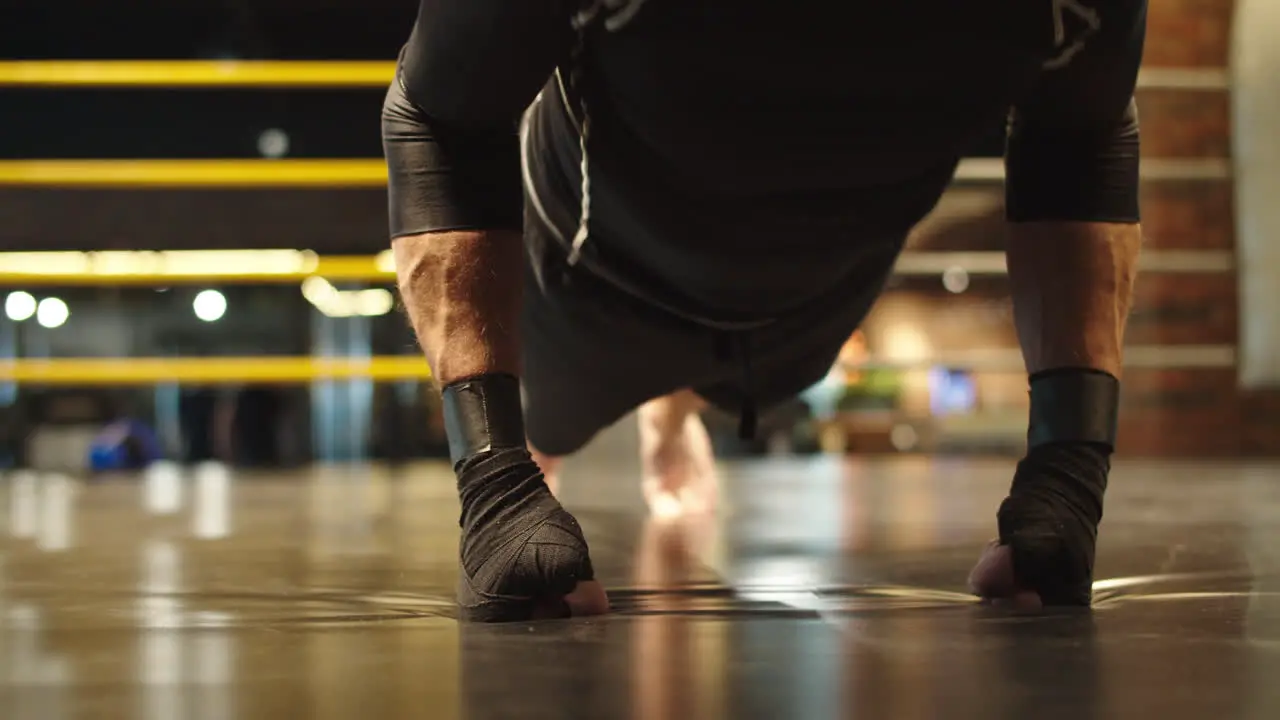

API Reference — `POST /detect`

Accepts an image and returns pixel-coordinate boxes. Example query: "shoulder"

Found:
[1042,0,1146,71]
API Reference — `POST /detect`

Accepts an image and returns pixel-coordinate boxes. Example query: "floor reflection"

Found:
[1,455,1279,719]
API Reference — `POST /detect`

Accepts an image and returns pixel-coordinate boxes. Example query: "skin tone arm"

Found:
[393,231,524,386]
[389,0,575,387]
[391,217,1144,395]
[1000,0,1148,378]
[394,229,611,619]
[971,0,1147,603]
[1008,222,1140,378]
[969,221,1141,606]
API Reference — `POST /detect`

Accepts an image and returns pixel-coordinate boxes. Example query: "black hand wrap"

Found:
[443,374,596,622]
[997,369,1118,606]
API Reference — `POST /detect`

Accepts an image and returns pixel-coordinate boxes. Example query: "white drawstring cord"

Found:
[567,113,592,266]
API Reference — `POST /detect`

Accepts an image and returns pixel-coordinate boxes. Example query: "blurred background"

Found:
[0,0,1276,477]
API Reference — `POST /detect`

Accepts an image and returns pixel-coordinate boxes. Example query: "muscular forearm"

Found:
[1007,222,1141,378]
[973,221,1142,606]
[393,230,524,385]
[393,228,606,620]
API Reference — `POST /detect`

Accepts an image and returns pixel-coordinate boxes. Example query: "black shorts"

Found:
[384,76,899,456]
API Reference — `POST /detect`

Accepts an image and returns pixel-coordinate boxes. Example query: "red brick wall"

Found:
[1140,183,1235,251]
[1137,90,1231,157]
[898,0,1255,457]
[1146,0,1235,66]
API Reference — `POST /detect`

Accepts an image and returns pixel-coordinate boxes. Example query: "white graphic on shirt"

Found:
[573,0,652,32]
[1045,0,1102,69]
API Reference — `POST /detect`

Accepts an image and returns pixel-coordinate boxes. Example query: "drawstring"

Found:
[562,1,653,267]
[567,113,591,266]
[564,6,597,267]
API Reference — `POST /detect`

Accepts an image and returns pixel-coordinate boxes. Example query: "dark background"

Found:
[0,0,1007,253]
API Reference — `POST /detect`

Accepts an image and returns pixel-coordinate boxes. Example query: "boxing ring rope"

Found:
[0,60,1227,90]
[0,248,1232,286]
[0,356,431,384]
[0,60,394,88]
[0,159,388,187]
[0,252,393,285]
[0,158,1230,187]
[0,345,1236,385]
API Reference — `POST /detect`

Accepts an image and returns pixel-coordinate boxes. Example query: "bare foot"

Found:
[640,412,719,521]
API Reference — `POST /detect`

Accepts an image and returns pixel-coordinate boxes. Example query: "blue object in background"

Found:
[928,367,977,416]
[89,419,164,472]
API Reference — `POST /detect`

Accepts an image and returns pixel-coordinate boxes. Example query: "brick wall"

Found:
[896,0,1254,457]
[1127,0,1251,455]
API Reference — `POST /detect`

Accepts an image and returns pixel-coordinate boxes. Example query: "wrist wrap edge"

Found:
[441,373,527,469]
[1027,368,1120,451]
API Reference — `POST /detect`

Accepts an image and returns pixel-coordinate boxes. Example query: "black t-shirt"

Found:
[399,0,1145,322]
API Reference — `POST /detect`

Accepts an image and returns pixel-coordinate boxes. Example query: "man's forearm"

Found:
[1007,222,1142,378]
[391,232,608,621]
[393,230,524,385]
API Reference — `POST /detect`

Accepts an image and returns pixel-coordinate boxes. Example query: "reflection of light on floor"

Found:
[139,605,237,720]
[9,470,38,538]
[736,588,827,613]
[193,463,231,540]
[36,474,74,552]
[143,540,180,594]
[1107,591,1273,603]
[192,612,235,720]
[841,460,872,553]
[1092,572,1244,593]
[137,543,185,717]
[5,471,76,551]
[140,596,184,631]
[720,458,844,590]
[309,466,361,560]
[1242,463,1280,687]
[5,603,73,719]
[138,588,235,720]
[140,598,183,720]
[883,462,940,551]
[306,465,390,564]
[632,518,731,720]
[145,461,184,515]
[737,550,824,591]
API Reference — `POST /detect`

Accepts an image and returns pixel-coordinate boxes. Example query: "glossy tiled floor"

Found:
[3,431,1280,719]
